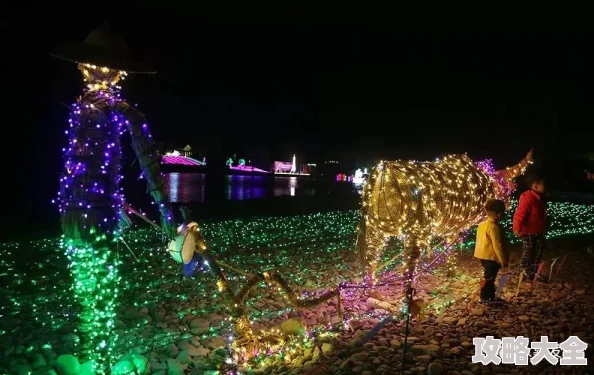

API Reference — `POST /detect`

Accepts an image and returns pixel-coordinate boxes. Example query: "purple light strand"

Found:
[55,75,125,236]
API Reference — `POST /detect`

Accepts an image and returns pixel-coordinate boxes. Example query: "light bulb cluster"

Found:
[52,64,129,374]
[358,153,531,284]
[63,235,121,373]
[55,64,127,238]
[446,251,458,278]
[50,63,177,374]
[476,155,532,206]
[80,63,127,92]
[1,198,592,372]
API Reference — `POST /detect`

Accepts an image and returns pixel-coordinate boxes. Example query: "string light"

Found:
[446,252,458,278]
[54,64,127,374]
[2,199,592,372]
[357,153,531,283]
[174,215,340,362]
[52,63,175,373]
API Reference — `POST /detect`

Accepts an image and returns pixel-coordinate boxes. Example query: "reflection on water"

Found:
[167,173,206,203]
[166,173,329,203]
[290,177,295,197]
[273,176,305,197]
[225,175,266,200]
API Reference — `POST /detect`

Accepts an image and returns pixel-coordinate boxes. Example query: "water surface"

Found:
[165,173,355,203]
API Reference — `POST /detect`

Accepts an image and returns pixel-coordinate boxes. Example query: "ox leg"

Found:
[402,235,422,309]
[356,216,387,284]
[355,215,369,275]
[445,236,458,278]
[446,255,458,278]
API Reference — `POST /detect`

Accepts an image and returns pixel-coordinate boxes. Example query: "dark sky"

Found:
[2,10,593,236]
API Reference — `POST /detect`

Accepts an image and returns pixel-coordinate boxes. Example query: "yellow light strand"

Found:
[358,153,530,281]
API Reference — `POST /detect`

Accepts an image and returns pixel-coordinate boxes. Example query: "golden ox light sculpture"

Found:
[356,151,532,283]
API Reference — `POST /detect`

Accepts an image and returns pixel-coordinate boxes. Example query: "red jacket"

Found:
[513,190,547,235]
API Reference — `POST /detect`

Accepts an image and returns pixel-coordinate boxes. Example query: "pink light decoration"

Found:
[274,161,293,173]
[475,158,512,201]
[475,159,496,176]
[229,165,269,173]
[162,155,205,166]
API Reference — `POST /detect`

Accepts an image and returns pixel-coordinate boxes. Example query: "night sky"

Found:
[2,11,593,238]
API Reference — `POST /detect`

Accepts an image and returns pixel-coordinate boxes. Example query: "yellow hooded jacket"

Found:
[474,218,509,265]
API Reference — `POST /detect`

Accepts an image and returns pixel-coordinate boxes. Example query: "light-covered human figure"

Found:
[52,23,175,373]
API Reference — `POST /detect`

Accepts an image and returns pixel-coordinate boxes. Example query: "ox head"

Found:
[489,149,533,203]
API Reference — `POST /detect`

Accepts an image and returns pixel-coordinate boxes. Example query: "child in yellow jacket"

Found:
[474,199,510,303]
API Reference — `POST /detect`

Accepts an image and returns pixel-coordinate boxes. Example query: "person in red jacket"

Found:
[513,173,547,281]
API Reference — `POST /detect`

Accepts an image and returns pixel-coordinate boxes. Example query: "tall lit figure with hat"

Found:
[52,23,175,373]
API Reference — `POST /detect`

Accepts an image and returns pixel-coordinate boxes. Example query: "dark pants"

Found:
[480,259,501,300]
[520,234,546,279]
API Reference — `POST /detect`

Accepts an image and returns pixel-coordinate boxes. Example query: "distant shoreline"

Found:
[161,164,320,179]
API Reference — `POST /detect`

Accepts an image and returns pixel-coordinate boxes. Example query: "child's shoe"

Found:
[479,297,505,306]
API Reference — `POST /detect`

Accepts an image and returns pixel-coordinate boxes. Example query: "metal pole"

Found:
[402,286,414,374]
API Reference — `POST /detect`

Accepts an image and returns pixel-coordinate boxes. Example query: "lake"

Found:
[1,173,363,241]
[165,173,362,203]
[159,173,363,221]
[7,170,593,241]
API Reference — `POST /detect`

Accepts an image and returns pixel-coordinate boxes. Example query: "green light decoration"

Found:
[177,207,339,362]
[53,26,176,373]
[1,200,593,373]
[63,236,121,372]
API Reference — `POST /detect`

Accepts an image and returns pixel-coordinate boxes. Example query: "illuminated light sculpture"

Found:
[274,155,311,175]
[52,24,175,373]
[357,151,532,301]
[229,165,269,173]
[353,168,368,185]
[226,156,269,173]
[168,222,200,263]
[177,207,339,362]
[291,154,297,173]
[274,161,294,174]
[162,154,206,166]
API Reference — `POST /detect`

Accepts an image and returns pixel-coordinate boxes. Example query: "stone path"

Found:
[2,229,593,374]
[254,237,594,375]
